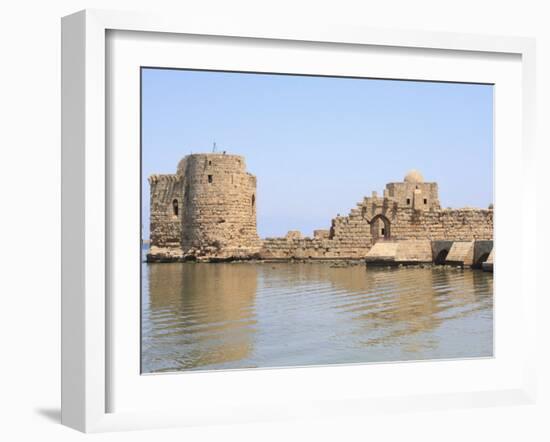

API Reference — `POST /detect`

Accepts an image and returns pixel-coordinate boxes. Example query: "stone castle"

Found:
[147,153,493,268]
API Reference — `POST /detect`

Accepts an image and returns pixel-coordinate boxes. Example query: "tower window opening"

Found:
[406,198,411,205]
[208,175,213,183]
[172,199,179,216]
[208,160,212,166]
[251,194,255,208]
[424,198,427,204]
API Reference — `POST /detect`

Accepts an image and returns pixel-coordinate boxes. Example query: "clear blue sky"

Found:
[142,68,493,239]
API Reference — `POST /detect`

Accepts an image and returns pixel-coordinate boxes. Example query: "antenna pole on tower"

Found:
[212,141,217,153]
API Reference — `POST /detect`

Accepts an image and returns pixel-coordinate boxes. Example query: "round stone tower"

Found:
[176,153,260,259]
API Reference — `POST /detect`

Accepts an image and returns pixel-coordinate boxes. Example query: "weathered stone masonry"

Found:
[148,153,260,261]
[259,170,492,260]
[148,157,493,262]
[149,174,182,252]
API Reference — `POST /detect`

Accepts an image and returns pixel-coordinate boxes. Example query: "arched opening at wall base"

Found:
[434,249,449,265]
[473,252,491,269]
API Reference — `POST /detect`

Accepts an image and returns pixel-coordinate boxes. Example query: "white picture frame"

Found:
[61,9,538,433]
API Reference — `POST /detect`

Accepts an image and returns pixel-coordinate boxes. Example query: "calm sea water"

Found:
[141,259,493,373]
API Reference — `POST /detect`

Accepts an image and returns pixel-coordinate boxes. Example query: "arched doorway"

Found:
[370,214,391,243]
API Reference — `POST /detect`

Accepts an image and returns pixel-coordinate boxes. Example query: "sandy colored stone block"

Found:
[446,241,475,266]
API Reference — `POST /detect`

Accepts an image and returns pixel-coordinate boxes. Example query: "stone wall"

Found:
[260,236,366,260]
[371,207,494,241]
[258,204,493,260]
[148,174,183,250]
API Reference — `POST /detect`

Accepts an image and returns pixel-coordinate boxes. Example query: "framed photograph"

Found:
[61,9,537,432]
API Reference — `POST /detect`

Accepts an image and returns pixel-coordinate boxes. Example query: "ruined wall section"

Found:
[259,199,493,260]
[179,153,261,259]
[260,201,375,260]
[148,174,184,257]
[330,203,493,244]
[261,237,369,260]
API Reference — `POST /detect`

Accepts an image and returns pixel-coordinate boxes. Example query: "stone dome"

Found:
[404,170,424,183]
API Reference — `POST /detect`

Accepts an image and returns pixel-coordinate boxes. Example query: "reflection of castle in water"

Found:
[143,263,493,372]
[145,263,258,371]
[340,267,493,349]
[255,264,492,348]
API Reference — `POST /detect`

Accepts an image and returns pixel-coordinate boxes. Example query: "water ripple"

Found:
[142,263,493,373]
